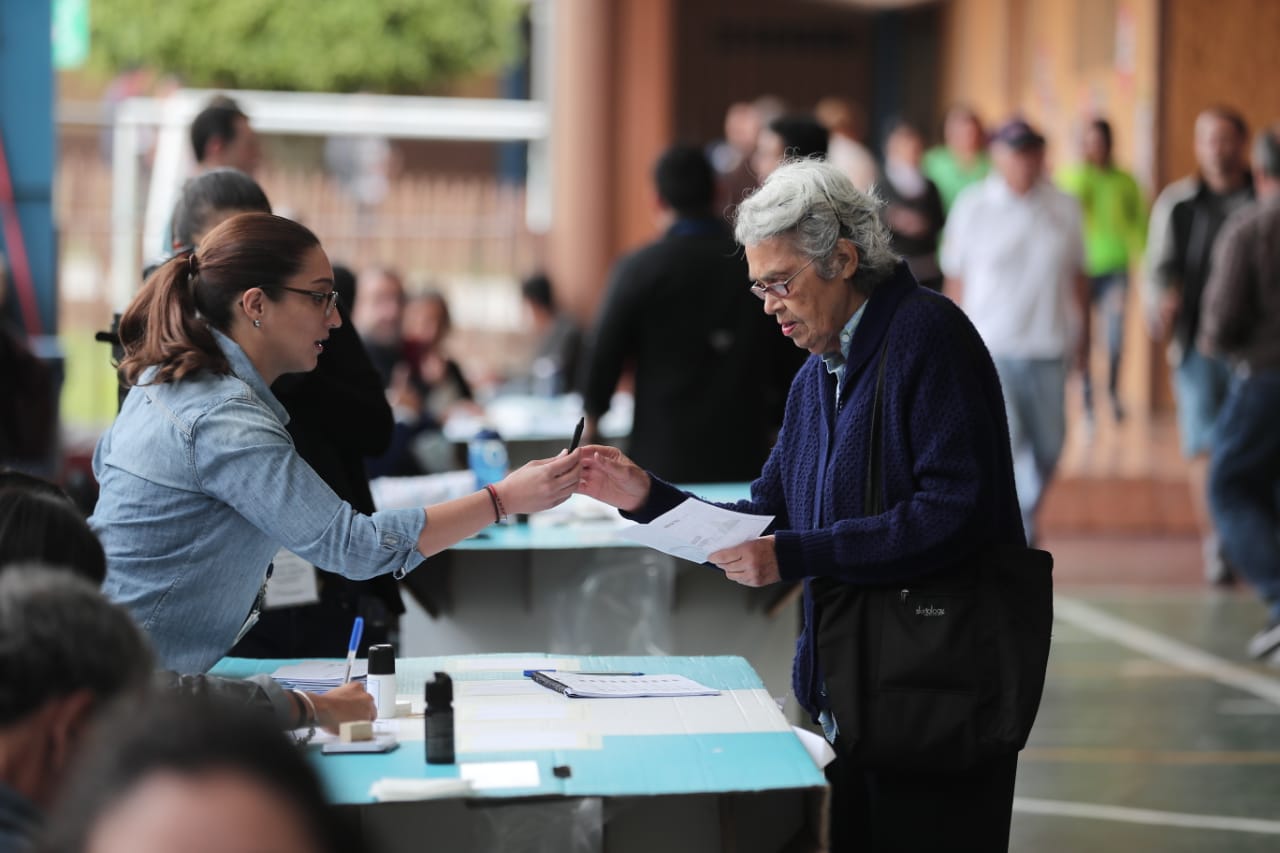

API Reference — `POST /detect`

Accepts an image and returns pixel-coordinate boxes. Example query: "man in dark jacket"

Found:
[579,145,804,483]
[1145,106,1254,584]
[1199,124,1280,663]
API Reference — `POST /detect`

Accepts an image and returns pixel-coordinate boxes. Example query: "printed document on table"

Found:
[529,671,720,698]
[617,498,773,563]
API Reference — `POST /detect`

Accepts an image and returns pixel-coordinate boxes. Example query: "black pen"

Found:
[568,416,585,452]
[524,669,644,677]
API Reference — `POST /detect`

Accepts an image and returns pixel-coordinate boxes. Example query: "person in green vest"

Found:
[1056,118,1148,426]
[923,104,991,213]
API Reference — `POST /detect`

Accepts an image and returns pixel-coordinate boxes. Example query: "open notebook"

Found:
[528,671,719,698]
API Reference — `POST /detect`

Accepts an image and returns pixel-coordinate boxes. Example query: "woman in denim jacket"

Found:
[90,213,580,672]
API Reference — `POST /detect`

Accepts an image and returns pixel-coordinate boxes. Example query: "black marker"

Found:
[568,416,585,453]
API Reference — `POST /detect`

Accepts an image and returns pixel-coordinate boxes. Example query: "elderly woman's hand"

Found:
[576,445,650,513]
[709,536,780,587]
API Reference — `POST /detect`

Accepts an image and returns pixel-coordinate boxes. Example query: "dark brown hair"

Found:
[117,213,321,387]
[171,167,272,249]
[0,488,106,585]
[40,694,364,853]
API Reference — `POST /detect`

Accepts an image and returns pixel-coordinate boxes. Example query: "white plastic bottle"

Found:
[366,643,398,719]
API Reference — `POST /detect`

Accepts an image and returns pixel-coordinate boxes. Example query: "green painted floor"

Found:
[1011,583,1280,852]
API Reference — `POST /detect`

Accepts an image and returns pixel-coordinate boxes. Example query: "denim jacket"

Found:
[91,330,426,672]
[0,780,40,853]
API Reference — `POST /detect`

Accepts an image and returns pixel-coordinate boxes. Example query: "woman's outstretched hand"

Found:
[496,448,581,515]
[576,444,651,513]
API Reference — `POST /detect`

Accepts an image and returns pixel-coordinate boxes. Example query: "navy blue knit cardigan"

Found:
[627,264,1025,718]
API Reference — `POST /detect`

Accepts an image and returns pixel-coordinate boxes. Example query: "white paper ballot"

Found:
[263,548,320,609]
[618,499,773,563]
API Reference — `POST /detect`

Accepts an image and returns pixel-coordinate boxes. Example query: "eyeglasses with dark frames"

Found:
[749,256,817,300]
[278,286,340,317]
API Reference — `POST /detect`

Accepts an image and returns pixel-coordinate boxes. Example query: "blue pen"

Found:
[523,669,644,677]
[343,616,364,684]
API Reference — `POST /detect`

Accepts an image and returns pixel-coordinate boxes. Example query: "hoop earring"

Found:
[253,319,262,329]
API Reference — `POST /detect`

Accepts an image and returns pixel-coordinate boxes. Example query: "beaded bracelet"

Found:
[484,483,506,522]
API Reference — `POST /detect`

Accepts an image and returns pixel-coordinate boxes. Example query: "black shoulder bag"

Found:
[810,323,1053,774]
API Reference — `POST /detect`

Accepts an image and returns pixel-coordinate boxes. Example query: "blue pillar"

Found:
[0,0,57,337]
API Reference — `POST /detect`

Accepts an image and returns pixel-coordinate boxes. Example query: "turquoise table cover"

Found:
[212,653,823,804]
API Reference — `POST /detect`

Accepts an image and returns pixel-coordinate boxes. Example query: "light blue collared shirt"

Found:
[819,301,868,406]
[92,329,426,672]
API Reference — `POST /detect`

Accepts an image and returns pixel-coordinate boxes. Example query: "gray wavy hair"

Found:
[734,158,898,294]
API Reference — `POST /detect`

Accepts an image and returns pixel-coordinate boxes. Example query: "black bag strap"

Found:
[863,330,893,517]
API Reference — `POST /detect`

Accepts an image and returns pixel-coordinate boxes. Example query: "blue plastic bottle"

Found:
[468,427,509,501]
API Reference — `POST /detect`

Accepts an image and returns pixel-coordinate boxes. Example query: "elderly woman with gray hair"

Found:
[578,158,1025,851]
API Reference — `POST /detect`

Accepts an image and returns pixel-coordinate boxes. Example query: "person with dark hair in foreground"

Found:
[0,475,374,737]
[0,569,153,853]
[0,487,106,585]
[39,695,366,853]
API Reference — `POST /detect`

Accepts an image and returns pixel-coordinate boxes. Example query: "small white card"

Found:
[618,498,773,563]
[459,760,542,790]
[264,548,320,609]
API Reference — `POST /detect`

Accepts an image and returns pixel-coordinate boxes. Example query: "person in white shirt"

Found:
[815,96,879,193]
[942,118,1090,543]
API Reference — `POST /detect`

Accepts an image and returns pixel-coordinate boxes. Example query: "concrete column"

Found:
[613,0,673,261]
[547,0,615,327]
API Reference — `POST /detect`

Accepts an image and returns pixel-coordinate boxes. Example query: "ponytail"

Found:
[116,212,321,388]
[117,251,229,387]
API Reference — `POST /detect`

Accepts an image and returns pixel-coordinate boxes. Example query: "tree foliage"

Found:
[88,0,523,93]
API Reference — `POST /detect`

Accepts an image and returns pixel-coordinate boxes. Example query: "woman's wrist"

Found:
[484,483,506,522]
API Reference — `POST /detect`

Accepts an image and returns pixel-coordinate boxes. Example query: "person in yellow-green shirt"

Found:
[922,105,991,213]
[1057,118,1148,425]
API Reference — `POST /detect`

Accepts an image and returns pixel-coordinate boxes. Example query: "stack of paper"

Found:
[271,660,367,692]
[528,671,720,698]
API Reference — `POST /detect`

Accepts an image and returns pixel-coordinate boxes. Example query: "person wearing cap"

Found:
[942,117,1090,545]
